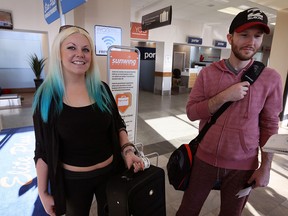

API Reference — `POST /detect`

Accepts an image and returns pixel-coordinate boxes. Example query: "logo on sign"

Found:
[214,40,227,48]
[187,37,202,45]
[43,0,60,24]
[144,52,156,60]
[102,36,115,48]
[136,47,156,60]
[116,93,131,113]
[130,22,149,39]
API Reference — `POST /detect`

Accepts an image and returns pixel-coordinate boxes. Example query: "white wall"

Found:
[1,0,130,84]
[136,16,230,49]
[0,31,47,88]
[269,9,288,89]
[1,0,61,49]
[0,0,131,86]
[1,0,280,91]
[79,0,131,81]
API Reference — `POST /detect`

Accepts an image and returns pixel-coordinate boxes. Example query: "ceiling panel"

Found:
[249,0,288,10]
[131,0,282,28]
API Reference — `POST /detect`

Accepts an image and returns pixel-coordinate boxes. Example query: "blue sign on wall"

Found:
[43,0,60,24]
[61,0,86,14]
[187,37,202,45]
[214,40,227,48]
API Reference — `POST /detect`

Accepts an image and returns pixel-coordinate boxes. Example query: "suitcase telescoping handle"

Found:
[121,151,150,181]
[135,143,160,166]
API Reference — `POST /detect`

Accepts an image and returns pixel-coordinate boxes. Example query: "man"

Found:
[177,8,283,216]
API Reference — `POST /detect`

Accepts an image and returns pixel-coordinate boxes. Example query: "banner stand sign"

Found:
[107,46,140,143]
[43,0,60,24]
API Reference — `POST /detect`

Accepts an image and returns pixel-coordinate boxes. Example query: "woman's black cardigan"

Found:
[33,82,126,215]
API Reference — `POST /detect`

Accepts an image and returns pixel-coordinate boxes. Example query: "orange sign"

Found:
[130,22,149,39]
[108,49,140,143]
[110,51,138,70]
[115,92,132,113]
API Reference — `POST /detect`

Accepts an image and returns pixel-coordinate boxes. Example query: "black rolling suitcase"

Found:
[106,164,166,216]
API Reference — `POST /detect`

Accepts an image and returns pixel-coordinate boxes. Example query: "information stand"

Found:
[107,46,140,143]
[262,134,288,155]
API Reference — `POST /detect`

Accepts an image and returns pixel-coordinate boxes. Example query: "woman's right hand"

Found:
[122,148,144,172]
[40,192,56,216]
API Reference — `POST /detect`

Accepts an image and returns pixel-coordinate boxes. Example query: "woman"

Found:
[33,26,144,216]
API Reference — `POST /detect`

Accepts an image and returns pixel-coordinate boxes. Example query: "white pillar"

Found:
[154,41,173,95]
[269,9,288,88]
[269,9,288,125]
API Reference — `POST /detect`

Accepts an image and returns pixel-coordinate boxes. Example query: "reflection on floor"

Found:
[0,90,288,216]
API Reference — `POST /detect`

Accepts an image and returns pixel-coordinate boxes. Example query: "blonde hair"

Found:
[32,26,112,122]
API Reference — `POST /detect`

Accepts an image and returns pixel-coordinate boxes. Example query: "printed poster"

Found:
[108,50,139,142]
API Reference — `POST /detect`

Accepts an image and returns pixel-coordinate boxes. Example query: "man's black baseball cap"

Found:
[229,8,270,34]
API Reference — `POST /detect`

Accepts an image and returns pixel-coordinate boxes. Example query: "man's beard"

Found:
[231,43,257,61]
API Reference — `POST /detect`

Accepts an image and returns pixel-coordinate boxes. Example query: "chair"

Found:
[172,69,181,87]
[172,69,181,79]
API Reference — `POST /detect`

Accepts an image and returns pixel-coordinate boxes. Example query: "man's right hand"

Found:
[221,81,250,102]
[208,81,250,114]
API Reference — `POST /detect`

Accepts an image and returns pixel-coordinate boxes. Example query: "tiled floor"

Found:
[0,90,288,216]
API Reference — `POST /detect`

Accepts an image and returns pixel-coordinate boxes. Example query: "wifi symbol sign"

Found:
[102,36,115,48]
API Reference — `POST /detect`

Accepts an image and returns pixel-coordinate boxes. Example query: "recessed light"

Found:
[218,7,243,15]
[238,5,250,10]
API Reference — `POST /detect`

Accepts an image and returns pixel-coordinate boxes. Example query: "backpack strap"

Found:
[194,60,265,143]
[241,61,265,84]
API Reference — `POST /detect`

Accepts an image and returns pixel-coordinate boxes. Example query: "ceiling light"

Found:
[218,7,243,15]
[238,5,250,10]
[270,22,276,25]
